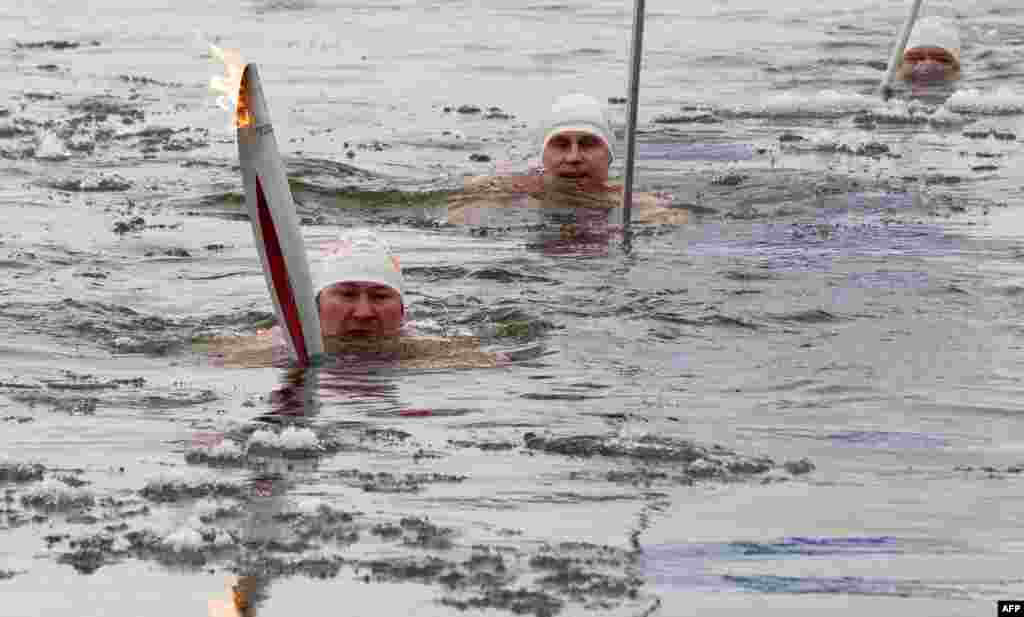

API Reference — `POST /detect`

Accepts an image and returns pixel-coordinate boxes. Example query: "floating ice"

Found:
[928,107,968,126]
[296,497,328,515]
[738,90,875,118]
[21,478,94,510]
[862,99,932,124]
[947,87,1024,115]
[247,426,322,451]
[211,529,235,548]
[34,131,70,161]
[163,527,204,552]
[140,468,244,501]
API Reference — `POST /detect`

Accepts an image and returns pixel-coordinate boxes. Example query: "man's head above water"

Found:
[314,229,405,337]
[541,93,614,190]
[899,17,961,83]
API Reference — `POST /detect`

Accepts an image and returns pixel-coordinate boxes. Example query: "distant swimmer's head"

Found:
[541,94,614,189]
[899,17,961,83]
[314,229,405,337]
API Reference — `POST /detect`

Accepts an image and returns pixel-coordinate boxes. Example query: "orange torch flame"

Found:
[236,67,253,129]
[208,44,251,129]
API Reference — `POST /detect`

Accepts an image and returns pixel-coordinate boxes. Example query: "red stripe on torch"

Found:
[255,176,310,365]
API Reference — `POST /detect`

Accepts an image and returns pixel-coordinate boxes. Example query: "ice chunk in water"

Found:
[34,131,70,161]
[247,426,321,451]
[948,87,1024,115]
[163,527,204,552]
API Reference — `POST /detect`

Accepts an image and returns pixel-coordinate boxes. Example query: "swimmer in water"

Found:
[313,229,406,338]
[447,93,688,227]
[204,229,509,369]
[896,16,961,85]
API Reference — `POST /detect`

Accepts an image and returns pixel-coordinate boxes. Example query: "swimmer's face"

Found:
[318,282,403,337]
[542,130,611,189]
[902,46,959,82]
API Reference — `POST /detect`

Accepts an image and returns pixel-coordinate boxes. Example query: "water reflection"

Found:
[193,364,401,615]
[447,174,688,257]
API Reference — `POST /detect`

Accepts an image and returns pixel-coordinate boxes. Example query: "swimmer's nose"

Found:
[565,142,583,162]
[352,294,375,318]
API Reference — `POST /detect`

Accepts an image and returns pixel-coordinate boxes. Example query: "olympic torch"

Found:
[235,64,323,365]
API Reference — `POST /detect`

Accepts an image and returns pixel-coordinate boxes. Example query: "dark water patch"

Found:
[459,307,558,341]
[176,191,250,221]
[924,174,963,186]
[14,40,99,51]
[115,126,210,153]
[722,574,962,598]
[403,265,470,281]
[57,533,125,574]
[66,96,144,124]
[122,527,236,569]
[337,469,465,493]
[652,112,721,125]
[2,416,34,424]
[398,407,478,418]
[292,183,449,212]
[963,128,1017,140]
[519,393,597,401]
[466,266,559,284]
[820,39,875,50]
[650,312,759,330]
[783,459,815,475]
[711,172,747,186]
[41,371,145,391]
[7,391,98,415]
[0,569,21,580]
[20,479,96,511]
[852,110,930,126]
[441,588,563,617]
[723,270,777,282]
[770,309,839,323]
[45,174,133,192]
[182,270,257,281]
[637,142,753,162]
[250,0,319,12]
[0,299,206,356]
[956,464,1024,475]
[522,432,778,477]
[448,439,518,451]
[0,463,45,484]
[184,442,247,468]
[0,120,34,139]
[117,74,182,88]
[139,476,245,502]
[0,258,35,270]
[23,92,59,101]
[359,555,452,583]
[201,310,275,331]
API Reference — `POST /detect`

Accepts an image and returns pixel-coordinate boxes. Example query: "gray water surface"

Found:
[2,1,1024,615]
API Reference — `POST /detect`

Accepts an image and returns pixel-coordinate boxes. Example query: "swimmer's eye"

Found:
[549,136,571,149]
[904,50,954,65]
[370,291,397,301]
[578,135,602,149]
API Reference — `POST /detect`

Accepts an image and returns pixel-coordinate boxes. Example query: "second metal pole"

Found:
[621,0,646,234]
[879,0,924,101]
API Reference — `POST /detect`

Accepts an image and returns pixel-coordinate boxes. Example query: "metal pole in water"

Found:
[879,0,925,101]
[621,0,646,236]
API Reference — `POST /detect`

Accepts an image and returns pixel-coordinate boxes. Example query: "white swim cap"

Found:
[314,229,404,300]
[905,17,961,68]
[541,93,615,164]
